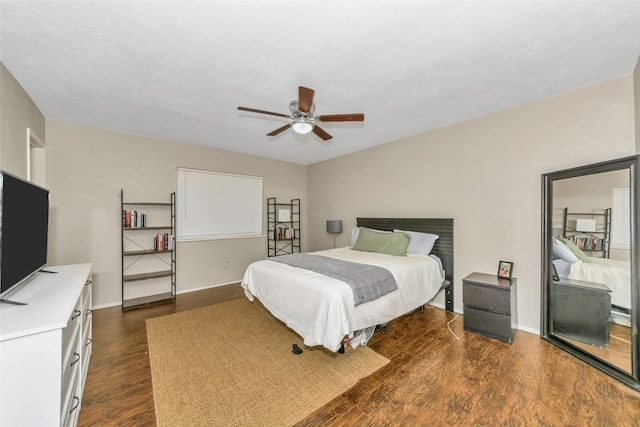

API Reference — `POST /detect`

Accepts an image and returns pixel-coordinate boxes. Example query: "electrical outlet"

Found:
[223,261,229,269]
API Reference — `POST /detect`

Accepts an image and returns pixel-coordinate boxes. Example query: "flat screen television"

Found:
[0,171,50,300]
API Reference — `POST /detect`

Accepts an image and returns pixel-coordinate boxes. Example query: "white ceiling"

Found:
[1,1,640,165]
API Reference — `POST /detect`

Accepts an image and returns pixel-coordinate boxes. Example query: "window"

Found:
[177,168,263,241]
[611,187,630,249]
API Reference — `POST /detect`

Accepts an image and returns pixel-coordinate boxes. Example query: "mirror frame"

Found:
[541,155,639,391]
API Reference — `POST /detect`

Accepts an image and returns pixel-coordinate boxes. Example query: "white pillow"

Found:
[552,238,579,263]
[394,229,439,255]
[350,227,360,246]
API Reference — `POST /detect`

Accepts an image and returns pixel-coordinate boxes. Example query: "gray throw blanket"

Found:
[269,253,398,306]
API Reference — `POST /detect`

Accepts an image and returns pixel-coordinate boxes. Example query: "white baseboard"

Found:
[92,301,122,310]
[93,280,242,310]
[176,280,241,295]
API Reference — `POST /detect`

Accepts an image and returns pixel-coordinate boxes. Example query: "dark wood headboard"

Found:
[356,217,454,312]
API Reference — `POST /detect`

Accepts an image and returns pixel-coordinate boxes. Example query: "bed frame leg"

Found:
[339,340,345,354]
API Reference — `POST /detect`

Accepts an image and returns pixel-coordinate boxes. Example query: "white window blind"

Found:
[611,187,630,249]
[177,168,263,241]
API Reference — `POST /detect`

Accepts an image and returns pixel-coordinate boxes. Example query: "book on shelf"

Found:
[567,235,605,251]
[272,225,295,240]
[122,210,147,228]
[154,233,174,252]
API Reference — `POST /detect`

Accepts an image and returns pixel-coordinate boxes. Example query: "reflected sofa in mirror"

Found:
[542,155,639,391]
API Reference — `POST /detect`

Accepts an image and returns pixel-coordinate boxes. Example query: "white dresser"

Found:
[0,263,93,427]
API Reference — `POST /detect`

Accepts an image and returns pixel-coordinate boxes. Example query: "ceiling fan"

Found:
[237,86,364,141]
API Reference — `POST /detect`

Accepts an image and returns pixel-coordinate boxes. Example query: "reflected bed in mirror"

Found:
[542,155,639,391]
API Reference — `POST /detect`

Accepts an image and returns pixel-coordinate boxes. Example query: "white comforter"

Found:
[568,257,630,309]
[241,247,444,352]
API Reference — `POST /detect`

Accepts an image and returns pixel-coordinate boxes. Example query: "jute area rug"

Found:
[146,297,389,426]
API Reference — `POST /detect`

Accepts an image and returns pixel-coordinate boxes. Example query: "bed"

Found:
[552,238,630,310]
[241,218,454,352]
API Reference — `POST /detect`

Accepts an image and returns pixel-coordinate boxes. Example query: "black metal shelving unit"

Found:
[121,190,176,310]
[562,207,611,258]
[267,197,300,257]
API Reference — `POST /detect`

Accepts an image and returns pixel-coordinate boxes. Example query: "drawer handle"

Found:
[85,338,93,347]
[72,309,82,320]
[69,396,80,413]
[70,352,81,367]
[85,279,92,286]
[85,308,92,316]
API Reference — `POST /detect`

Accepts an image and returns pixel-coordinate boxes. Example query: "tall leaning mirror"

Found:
[542,155,639,391]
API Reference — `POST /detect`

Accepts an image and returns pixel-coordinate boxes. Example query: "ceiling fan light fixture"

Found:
[292,118,314,134]
[238,86,364,141]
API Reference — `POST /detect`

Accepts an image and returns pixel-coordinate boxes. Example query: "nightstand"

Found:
[463,272,518,344]
[551,278,611,348]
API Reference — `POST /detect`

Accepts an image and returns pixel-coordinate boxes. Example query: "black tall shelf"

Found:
[267,197,301,257]
[561,207,611,258]
[121,190,176,310]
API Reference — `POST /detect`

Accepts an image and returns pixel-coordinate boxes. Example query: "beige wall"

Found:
[44,121,307,307]
[0,63,45,176]
[307,76,637,333]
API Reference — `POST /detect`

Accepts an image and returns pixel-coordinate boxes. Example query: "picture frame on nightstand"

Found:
[498,261,514,279]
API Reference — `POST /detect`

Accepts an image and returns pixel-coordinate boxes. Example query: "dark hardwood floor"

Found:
[559,323,631,373]
[78,284,640,426]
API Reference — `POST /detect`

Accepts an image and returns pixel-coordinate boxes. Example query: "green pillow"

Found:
[558,236,591,263]
[353,227,410,256]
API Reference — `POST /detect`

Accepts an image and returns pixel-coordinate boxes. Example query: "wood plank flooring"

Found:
[78,284,640,426]
[558,322,632,373]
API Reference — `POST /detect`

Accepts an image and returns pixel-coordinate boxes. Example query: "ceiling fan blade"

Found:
[267,124,291,136]
[318,113,365,122]
[312,125,333,141]
[238,106,290,118]
[298,86,315,113]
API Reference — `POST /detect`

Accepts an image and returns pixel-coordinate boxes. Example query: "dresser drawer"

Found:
[61,331,81,391]
[81,282,91,310]
[62,374,81,427]
[463,282,511,315]
[464,306,515,343]
[61,330,81,425]
[61,298,82,372]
